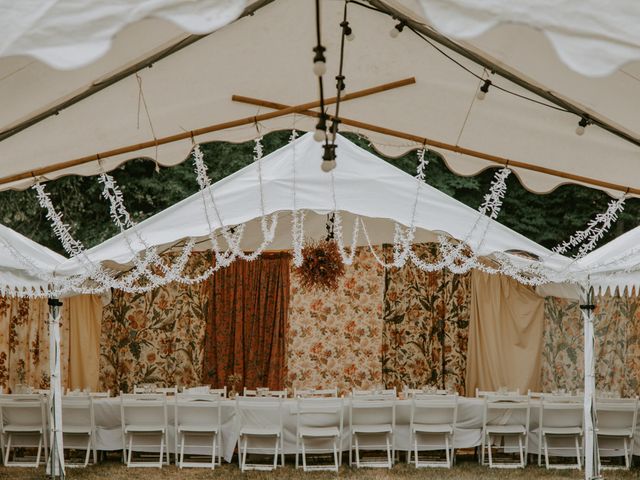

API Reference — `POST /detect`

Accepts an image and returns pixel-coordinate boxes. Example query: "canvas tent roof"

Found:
[55,133,573,279]
[0,223,66,295]
[0,0,639,198]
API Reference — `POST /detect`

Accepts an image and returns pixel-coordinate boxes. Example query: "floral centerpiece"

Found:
[227,373,242,399]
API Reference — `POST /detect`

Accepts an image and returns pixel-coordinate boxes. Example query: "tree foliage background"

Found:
[0,131,637,257]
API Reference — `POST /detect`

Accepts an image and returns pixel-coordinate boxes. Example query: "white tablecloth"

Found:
[89,397,638,462]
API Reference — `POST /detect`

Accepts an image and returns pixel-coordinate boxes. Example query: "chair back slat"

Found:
[120,393,167,427]
[411,394,458,426]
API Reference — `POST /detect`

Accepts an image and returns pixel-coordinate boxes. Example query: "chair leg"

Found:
[35,435,42,467]
[301,437,307,471]
[518,435,524,468]
[414,434,419,468]
[4,434,11,466]
[241,436,248,472]
[480,431,485,465]
[211,433,217,470]
[386,433,391,469]
[295,435,299,469]
[445,434,451,468]
[158,433,164,469]
[281,434,285,468]
[349,432,352,466]
[407,431,411,464]
[355,434,360,468]
[179,432,185,469]
[272,435,279,470]
[333,437,339,472]
[487,434,493,468]
[237,436,241,469]
[624,437,630,469]
[127,435,133,467]
[84,435,91,467]
[543,435,550,469]
[92,434,98,465]
[575,436,581,470]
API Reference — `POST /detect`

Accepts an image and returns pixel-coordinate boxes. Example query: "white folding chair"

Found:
[156,386,177,395]
[476,388,520,398]
[133,384,156,394]
[352,387,396,397]
[209,386,227,398]
[481,394,530,468]
[295,396,343,471]
[0,394,48,467]
[243,387,287,398]
[294,388,338,398]
[595,396,637,469]
[89,390,110,398]
[408,393,458,468]
[174,393,222,469]
[61,395,97,467]
[537,395,583,469]
[349,393,396,468]
[404,386,449,398]
[235,396,284,471]
[120,393,169,468]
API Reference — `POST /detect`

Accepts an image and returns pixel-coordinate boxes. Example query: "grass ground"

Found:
[0,458,638,480]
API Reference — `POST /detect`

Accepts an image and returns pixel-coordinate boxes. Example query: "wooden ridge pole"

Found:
[231,95,640,197]
[0,78,415,187]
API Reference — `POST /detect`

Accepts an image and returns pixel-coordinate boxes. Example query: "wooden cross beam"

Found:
[231,95,639,197]
[0,78,415,187]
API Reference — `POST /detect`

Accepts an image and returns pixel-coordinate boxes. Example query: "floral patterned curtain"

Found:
[541,294,640,397]
[99,252,211,393]
[286,247,384,395]
[0,296,70,392]
[382,243,471,394]
[202,253,289,392]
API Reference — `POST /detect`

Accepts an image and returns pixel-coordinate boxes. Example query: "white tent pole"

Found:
[47,298,65,479]
[580,283,598,480]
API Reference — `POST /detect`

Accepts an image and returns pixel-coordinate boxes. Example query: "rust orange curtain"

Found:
[203,253,290,391]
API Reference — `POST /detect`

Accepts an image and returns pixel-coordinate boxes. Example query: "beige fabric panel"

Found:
[466,270,544,395]
[65,295,102,391]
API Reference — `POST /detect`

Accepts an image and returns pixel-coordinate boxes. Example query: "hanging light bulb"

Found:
[341,21,355,41]
[477,79,491,100]
[314,116,327,142]
[390,21,405,38]
[321,159,337,172]
[321,144,337,172]
[576,117,589,136]
[312,45,327,76]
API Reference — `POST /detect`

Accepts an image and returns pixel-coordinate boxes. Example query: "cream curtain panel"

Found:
[0,297,69,392]
[63,295,102,392]
[466,270,544,394]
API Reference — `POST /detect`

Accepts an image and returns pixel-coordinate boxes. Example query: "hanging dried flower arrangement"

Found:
[295,239,345,291]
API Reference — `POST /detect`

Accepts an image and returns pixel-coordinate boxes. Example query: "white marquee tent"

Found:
[1,1,640,478]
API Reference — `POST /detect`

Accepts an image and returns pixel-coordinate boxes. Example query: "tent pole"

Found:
[232,95,640,197]
[579,284,599,480]
[47,298,65,479]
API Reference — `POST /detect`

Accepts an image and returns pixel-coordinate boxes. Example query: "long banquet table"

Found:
[89,396,636,462]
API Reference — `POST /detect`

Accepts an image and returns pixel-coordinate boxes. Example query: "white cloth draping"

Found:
[88,397,637,462]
